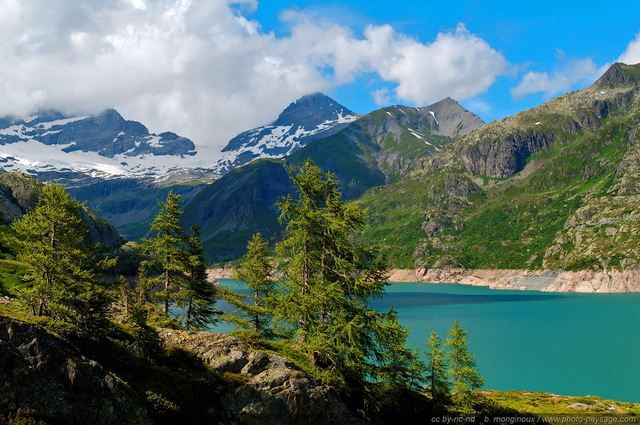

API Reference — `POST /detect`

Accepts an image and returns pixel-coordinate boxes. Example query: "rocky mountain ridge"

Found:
[213,93,358,173]
[0,109,211,177]
[182,98,484,262]
[357,62,640,272]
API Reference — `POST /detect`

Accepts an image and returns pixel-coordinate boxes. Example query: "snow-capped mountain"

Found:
[0,109,212,177]
[213,93,358,173]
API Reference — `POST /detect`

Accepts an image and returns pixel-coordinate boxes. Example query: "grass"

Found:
[480,390,640,419]
[0,259,29,296]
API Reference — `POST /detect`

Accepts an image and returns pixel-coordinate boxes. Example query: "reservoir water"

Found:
[212,279,640,403]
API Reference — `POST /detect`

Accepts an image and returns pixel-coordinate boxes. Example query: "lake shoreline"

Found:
[209,268,640,292]
[389,268,640,293]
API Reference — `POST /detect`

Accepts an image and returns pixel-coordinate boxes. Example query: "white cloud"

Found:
[372,88,392,106]
[0,1,509,155]
[618,32,640,65]
[511,56,599,98]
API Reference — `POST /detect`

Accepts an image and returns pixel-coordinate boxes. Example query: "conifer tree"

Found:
[12,184,114,330]
[274,159,412,396]
[445,320,485,413]
[425,331,450,407]
[224,233,275,334]
[140,192,187,316]
[376,311,425,391]
[181,225,218,329]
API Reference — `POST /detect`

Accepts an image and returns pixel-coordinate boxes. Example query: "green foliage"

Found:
[425,331,450,407]
[181,225,219,330]
[139,192,187,315]
[139,193,217,328]
[0,259,29,296]
[145,391,180,414]
[273,159,418,410]
[11,184,114,333]
[375,311,425,392]
[446,320,485,414]
[224,233,275,334]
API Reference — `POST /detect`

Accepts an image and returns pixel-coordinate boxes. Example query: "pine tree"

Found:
[445,320,485,413]
[425,331,450,407]
[274,159,411,398]
[181,225,218,330]
[224,233,275,334]
[376,310,425,391]
[140,192,187,316]
[11,184,114,331]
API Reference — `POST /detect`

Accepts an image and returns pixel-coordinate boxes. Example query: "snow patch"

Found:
[38,116,88,130]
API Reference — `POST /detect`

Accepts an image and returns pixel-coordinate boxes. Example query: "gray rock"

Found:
[0,319,152,425]
[158,329,363,425]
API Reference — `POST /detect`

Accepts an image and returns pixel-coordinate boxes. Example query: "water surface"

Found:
[213,279,640,402]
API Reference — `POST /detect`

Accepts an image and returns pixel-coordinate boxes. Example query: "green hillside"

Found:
[358,63,640,270]
[184,100,482,263]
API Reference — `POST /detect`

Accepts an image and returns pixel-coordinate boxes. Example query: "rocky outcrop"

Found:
[0,318,152,425]
[596,62,640,87]
[0,171,126,249]
[158,329,361,425]
[455,128,558,178]
[408,268,640,292]
[208,268,234,279]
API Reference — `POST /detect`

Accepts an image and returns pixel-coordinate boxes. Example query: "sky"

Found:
[2,0,640,158]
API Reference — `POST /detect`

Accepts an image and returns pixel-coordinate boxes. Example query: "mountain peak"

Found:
[421,97,484,138]
[273,93,357,127]
[215,93,358,173]
[596,62,640,87]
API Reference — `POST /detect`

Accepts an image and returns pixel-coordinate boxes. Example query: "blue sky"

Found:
[1,0,640,153]
[249,0,640,122]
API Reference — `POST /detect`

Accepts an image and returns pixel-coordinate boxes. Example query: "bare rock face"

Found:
[158,329,362,425]
[0,319,152,425]
[417,268,640,292]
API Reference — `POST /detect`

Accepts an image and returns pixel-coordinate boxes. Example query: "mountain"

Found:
[0,109,212,177]
[183,98,484,262]
[357,62,640,270]
[0,172,125,249]
[0,108,221,241]
[213,93,359,173]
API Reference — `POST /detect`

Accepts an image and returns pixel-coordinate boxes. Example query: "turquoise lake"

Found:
[211,279,640,403]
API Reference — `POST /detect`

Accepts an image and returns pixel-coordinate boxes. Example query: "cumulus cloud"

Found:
[511,55,599,98]
[618,32,640,65]
[0,0,509,154]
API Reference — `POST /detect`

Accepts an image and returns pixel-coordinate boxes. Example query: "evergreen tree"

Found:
[425,331,450,407]
[140,192,187,316]
[274,159,412,399]
[224,233,275,334]
[181,225,218,330]
[11,184,114,331]
[445,320,485,413]
[376,310,425,391]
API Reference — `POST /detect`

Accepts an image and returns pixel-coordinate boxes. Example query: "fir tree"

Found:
[445,320,485,413]
[181,225,218,330]
[274,159,413,401]
[376,310,425,391]
[224,233,275,334]
[140,192,187,316]
[11,184,114,331]
[425,331,450,407]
